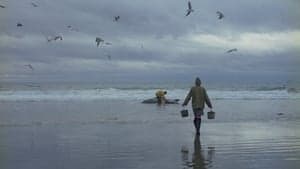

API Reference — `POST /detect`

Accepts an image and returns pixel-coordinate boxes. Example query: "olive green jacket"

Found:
[183,86,212,109]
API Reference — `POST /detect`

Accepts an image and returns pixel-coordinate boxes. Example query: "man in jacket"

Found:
[182,77,212,135]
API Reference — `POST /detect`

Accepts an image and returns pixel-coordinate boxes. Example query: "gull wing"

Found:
[31,2,38,7]
[188,1,192,10]
[226,48,237,53]
[25,64,34,70]
[186,10,191,16]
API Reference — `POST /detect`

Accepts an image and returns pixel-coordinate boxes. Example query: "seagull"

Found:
[54,35,63,41]
[95,37,104,47]
[67,25,79,32]
[0,4,5,8]
[24,64,34,71]
[226,48,238,53]
[17,22,23,27]
[185,1,194,16]
[216,11,224,19]
[31,2,38,7]
[114,16,120,22]
[47,35,63,42]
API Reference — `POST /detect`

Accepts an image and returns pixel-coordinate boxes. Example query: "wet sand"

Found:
[0,100,300,169]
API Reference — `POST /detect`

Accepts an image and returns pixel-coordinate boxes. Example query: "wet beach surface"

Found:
[0,99,300,169]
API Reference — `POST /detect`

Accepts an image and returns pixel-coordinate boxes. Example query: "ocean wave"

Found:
[0,87,299,101]
[254,86,286,91]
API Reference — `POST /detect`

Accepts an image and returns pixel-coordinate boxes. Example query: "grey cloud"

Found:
[0,0,299,82]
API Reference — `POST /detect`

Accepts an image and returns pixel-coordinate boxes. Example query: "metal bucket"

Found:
[180,109,189,117]
[207,111,215,119]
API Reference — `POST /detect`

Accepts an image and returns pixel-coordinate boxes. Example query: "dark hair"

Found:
[195,77,201,86]
[164,91,167,94]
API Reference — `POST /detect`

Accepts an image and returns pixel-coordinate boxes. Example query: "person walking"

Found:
[182,77,212,135]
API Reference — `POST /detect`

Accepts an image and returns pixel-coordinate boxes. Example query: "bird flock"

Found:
[185,1,237,54]
[0,0,238,72]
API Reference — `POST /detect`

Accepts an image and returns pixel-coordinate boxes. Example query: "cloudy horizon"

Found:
[0,0,299,84]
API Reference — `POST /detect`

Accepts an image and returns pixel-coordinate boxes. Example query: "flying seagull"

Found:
[226,48,238,53]
[0,4,5,8]
[54,35,63,41]
[31,2,38,7]
[47,35,63,42]
[67,25,79,32]
[185,1,194,16]
[114,16,120,22]
[216,11,224,19]
[95,37,104,47]
[277,113,284,116]
[17,22,23,27]
[24,64,34,71]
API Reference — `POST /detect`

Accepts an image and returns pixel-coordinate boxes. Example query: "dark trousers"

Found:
[193,108,203,133]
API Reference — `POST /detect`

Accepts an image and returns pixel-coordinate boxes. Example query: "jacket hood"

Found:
[195,77,201,86]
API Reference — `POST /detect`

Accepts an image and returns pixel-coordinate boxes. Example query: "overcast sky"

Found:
[0,0,299,84]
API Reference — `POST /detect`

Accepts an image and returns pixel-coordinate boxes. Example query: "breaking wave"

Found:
[0,87,299,101]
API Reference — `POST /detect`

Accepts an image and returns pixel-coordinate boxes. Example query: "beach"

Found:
[0,95,300,169]
[1,0,299,168]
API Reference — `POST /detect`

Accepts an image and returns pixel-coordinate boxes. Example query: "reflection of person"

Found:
[180,136,215,169]
[193,136,206,169]
[182,77,212,135]
[155,90,167,104]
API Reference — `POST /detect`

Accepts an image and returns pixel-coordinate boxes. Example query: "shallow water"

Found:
[0,99,299,126]
[0,120,299,169]
[0,99,299,169]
